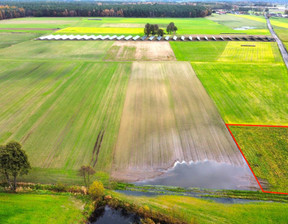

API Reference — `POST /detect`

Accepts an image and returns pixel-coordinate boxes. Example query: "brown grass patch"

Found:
[104,42,176,61]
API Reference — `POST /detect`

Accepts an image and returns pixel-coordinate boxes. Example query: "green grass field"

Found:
[0,32,39,49]
[208,14,266,28]
[112,191,288,224]
[218,42,282,63]
[193,62,288,125]
[270,17,288,29]
[270,17,288,51]
[229,126,288,193]
[0,193,86,224]
[0,61,130,182]
[0,40,113,61]
[171,41,282,63]
[0,16,271,35]
[170,41,227,61]
[1,15,288,224]
[56,27,144,35]
[0,17,80,31]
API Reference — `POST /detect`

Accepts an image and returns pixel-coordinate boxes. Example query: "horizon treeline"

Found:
[0,1,211,20]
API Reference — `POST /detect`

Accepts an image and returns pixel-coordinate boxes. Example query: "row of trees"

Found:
[0,1,211,20]
[144,22,177,36]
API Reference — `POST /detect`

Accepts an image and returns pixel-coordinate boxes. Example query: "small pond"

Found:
[89,205,141,224]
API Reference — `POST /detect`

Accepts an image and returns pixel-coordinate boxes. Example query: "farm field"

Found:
[1,12,288,224]
[0,16,271,35]
[112,191,288,224]
[208,14,268,30]
[274,28,288,42]
[193,62,288,125]
[170,41,227,62]
[0,193,85,224]
[171,41,282,63]
[112,61,244,181]
[0,17,81,32]
[231,14,267,24]
[0,61,130,182]
[56,27,144,35]
[270,17,288,50]
[270,17,288,29]
[0,40,113,61]
[218,42,282,63]
[63,17,270,35]
[104,42,176,61]
[229,126,288,193]
[0,32,39,49]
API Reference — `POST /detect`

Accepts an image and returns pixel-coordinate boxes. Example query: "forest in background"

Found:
[0,1,211,20]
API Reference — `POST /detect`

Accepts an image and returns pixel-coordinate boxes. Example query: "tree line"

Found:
[0,1,211,20]
[144,22,178,36]
[0,5,25,20]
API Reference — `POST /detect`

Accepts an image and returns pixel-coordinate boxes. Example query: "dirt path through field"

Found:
[112,62,246,182]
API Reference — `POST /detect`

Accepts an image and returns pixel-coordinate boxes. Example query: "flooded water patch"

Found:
[136,161,259,190]
[234,26,257,30]
[116,190,263,204]
[89,205,140,224]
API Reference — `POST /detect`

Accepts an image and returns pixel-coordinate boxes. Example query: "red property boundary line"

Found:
[225,123,288,195]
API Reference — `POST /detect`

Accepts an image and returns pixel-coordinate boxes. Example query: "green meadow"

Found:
[111,191,288,224]
[0,40,113,60]
[0,60,130,182]
[170,41,227,61]
[192,62,288,125]
[0,16,270,35]
[230,126,288,193]
[0,193,86,224]
[270,17,288,49]
[0,32,40,49]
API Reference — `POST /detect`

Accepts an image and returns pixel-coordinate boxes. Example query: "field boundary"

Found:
[225,123,288,195]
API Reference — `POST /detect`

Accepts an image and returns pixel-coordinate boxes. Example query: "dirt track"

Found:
[105,41,176,61]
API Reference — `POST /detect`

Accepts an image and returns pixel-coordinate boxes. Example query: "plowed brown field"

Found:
[112,62,244,181]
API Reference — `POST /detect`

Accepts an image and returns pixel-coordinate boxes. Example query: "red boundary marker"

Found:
[225,123,288,195]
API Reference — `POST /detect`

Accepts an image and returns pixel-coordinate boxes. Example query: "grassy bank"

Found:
[110,191,288,224]
[0,192,90,224]
[229,126,288,193]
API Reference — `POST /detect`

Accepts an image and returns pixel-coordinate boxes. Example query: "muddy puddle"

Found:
[89,205,141,224]
[234,26,257,30]
[136,160,259,190]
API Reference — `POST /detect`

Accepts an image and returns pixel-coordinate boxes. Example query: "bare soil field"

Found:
[104,42,176,61]
[112,62,245,181]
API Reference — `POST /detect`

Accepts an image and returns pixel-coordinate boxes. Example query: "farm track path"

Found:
[266,17,288,70]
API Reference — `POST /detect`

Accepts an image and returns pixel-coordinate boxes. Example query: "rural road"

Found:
[266,16,288,69]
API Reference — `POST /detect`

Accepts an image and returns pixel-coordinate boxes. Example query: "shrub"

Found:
[141,218,155,224]
[53,183,67,192]
[88,181,104,199]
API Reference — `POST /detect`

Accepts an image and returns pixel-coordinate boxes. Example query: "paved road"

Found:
[266,17,288,69]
